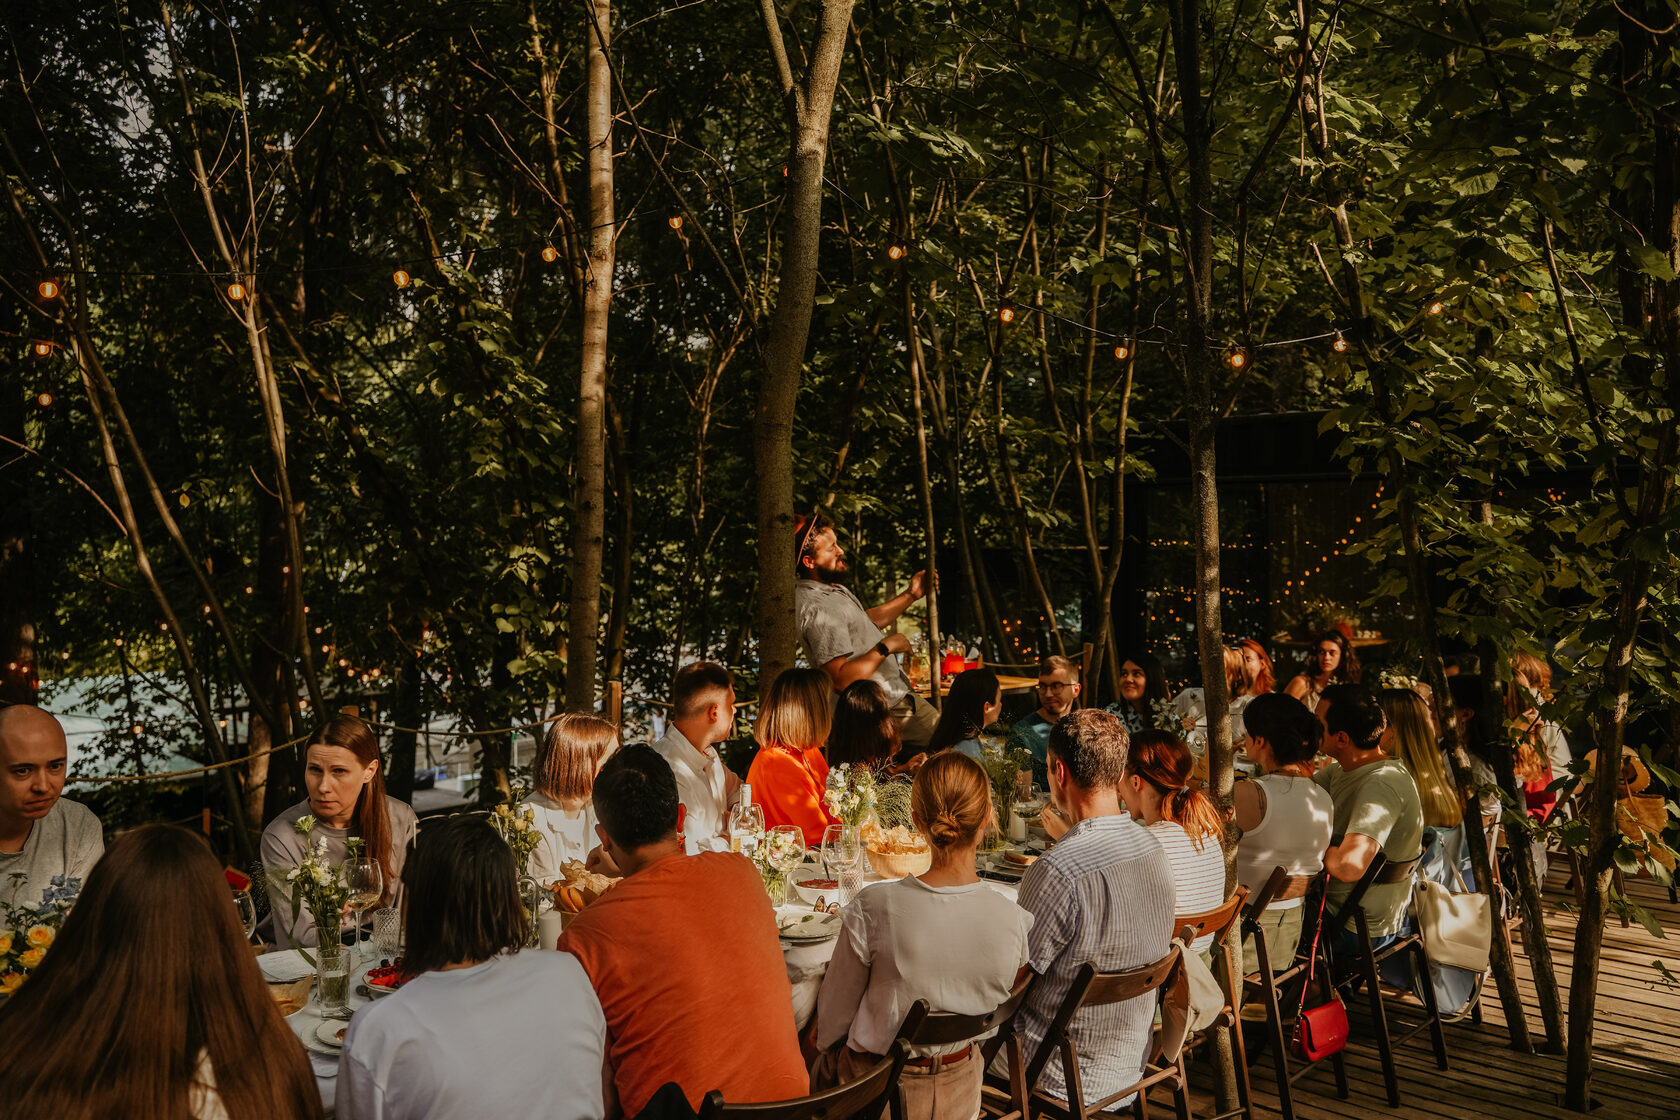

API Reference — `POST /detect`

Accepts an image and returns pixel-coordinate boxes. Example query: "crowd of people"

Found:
[0,523,1577,1120]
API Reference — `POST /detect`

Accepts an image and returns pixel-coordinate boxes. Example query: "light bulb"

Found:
[227,280,247,301]
[1114,344,1130,360]
[393,270,411,287]
[998,302,1016,324]
[668,214,684,230]
[541,245,559,263]
[1229,349,1247,369]
[38,280,59,299]
[33,342,51,357]
[1332,332,1348,353]
[886,244,905,260]
[36,393,52,407]
[1428,301,1444,315]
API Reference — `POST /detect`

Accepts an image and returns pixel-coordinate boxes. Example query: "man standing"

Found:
[1315,683,1424,952]
[1006,655,1082,785]
[560,747,808,1114]
[999,710,1174,1108]
[650,661,741,853]
[793,514,938,751]
[0,706,103,905]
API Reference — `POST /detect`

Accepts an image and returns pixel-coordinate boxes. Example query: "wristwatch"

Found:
[874,639,891,657]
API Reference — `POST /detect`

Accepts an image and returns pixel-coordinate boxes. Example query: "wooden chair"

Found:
[1238,866,1342,1120]
[1015,950,1192,1120]
[698,1039,910,1120]
[1174,888,1253,1120]
[1321,851,1448,1107]
[894,972,1038,1120]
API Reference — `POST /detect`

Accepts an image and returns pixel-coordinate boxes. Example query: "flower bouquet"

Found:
[824,764,878,832]
[490,793,544,946]
[0,873,79,999]
[277,816,354,1012]
[981,747,1034,851]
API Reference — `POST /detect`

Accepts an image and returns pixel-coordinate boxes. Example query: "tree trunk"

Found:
[0,363,37,707]
[905,282,942,706]
[386,644,422,805]
[604,393,633,689]
[565,0,615,711]
[752,0,856,691]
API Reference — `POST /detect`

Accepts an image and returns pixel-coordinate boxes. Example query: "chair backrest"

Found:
[1177,887,1250,956]
[1023,948,1184,1094]
[1327,850,1404,928]
[894,971,1037,1050]
[1241,866,1317,928]
[698,1040,909,1120]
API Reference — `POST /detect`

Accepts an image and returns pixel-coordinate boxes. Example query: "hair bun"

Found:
[927,810,964,848]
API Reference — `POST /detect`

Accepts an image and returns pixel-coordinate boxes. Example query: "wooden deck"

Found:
[1184,867,1680,1119]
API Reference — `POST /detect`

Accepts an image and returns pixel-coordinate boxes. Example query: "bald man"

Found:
[0,706,103,907]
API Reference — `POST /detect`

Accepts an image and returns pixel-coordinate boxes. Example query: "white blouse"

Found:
[521,792,598,885]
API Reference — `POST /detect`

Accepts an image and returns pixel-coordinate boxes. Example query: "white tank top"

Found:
[1234,773,1335,910]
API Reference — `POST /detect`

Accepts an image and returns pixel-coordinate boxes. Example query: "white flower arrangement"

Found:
[274,820,350,965]
[823,764,877,830]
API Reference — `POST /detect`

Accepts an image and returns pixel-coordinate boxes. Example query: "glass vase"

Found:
[314,936,351,1017]
[520,876,543,949]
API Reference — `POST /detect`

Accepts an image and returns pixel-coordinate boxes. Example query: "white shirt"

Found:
[0,797,103,908]
[1234,774,1334,911]
[816,874,1033,1056]
[338,951,608,1120]
[650,724,737,853]
[521,791,598,885]
[1147,821,1228,953]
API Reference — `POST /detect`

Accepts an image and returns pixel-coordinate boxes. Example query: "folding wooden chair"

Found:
[1321,852,1448,1108]
[698,1040,910,1120]
[1238,866,1340,1120]
[1174,889,1253,1120]
[1013,950,1192,1120]
[894,972,1038,1120]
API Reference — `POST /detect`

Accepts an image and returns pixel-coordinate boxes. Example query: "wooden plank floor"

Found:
[1178,866,1680,1119]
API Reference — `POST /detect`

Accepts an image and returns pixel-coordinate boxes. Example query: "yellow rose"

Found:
[1,972,24,993]
[25,926,53,949]
[19,948,44,970]
[0,931,13,957]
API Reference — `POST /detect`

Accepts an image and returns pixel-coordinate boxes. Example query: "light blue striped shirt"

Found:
[998,813,1174,1105]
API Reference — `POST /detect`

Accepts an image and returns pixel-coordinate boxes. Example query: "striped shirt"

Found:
[998,813,1174,1105]
[1148,820,1228,953]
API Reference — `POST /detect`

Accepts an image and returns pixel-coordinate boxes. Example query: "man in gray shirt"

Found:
[793,514,938,751]
[0,705,104,909]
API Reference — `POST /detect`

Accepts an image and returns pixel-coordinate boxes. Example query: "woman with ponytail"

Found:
[1118,730,1228,952]
[813,752,1032,1117]
[261,714,420,949]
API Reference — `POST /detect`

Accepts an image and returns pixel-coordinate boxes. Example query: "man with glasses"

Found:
[792,513,939,751]
[1006,656,1082,787]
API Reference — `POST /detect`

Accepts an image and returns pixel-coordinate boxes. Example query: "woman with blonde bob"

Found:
[523,712,619,884]
[748,667,838,846]
[814,752,1032,1117]
[0,825,323,1120]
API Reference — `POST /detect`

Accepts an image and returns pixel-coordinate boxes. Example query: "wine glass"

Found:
[344,858,384,964]
[820,823,845,880]
[233,890,258,942]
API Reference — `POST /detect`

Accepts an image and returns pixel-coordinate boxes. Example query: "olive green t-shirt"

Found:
[1316,758,1424,937]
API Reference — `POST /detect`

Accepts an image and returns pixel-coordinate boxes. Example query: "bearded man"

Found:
[792,514,939,751]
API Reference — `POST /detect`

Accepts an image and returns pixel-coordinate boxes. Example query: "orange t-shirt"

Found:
[557,851,807,1114]
[748,745,838,847]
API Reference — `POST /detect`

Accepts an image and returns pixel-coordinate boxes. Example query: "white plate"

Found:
[777,911,842,942]
[314,1020,348,1050]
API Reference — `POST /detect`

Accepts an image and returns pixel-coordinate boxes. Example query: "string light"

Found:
[886,243,906,261]
[1332,331,1348,353]
[1114,343,1130,360]
[33,341,52,357]
[998,300,1016,324]
[393,270,411,288]
[35,393,52,407]
[37,280,60,299]
[1428,300,1444,316]
[667,213,684,230]
[131,723,143,735]
[541,245,559,263]
[227,278,247,301]
[1228,348,1248,369]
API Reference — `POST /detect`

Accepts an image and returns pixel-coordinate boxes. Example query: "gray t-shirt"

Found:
[795,579,911,704]
[0,797,103,909]
[260,797,420,949]
[1317,758,1424,937]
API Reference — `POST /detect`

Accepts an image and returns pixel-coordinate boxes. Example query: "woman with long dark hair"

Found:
[339,814,608,1120]
[926,667,1002,760]
[1106,652,1171,735]
[261,714,420,949]
[827,680,905,772]
[0,824,323,1120]
[1283,628,1360,710]
[1118,730,1228,952]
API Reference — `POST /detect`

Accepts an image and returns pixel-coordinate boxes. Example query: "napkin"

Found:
[258,949,316,983]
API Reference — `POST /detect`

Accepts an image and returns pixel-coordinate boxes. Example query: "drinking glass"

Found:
[766,826,804,905]
[825,827,863,908]
[371,906,403,960]
[232,890,258,941]
[344,858,384,964]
